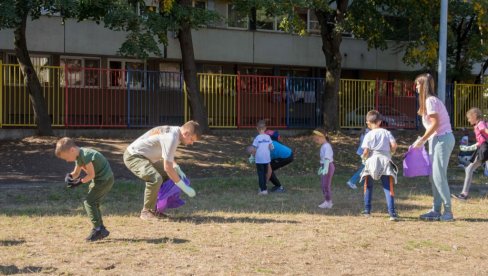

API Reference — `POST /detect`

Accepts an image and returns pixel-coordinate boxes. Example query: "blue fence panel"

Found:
[286,77,324,128]
[127,70,184,128]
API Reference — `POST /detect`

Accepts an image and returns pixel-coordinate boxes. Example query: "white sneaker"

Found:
[258,190,268,196]
[346,181,358,189]
[318,201,333,209]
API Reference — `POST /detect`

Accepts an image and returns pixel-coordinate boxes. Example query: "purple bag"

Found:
[155,178,191,213]
[403,146,431,177]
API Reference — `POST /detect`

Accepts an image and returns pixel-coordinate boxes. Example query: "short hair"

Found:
[313,128,329,142]
[55,137,77,157]
[256,120,267,131]
[466,107,483,120]
[366,110,382,124]
[182,120,202,139]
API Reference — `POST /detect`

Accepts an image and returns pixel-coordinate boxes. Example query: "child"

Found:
[312,128,335,209]
[453,108,488,201]
[124,121,200,221]
[346,127,370,189]
[360,110,398,221]
[251,120,274,195]
[55,137,114,242]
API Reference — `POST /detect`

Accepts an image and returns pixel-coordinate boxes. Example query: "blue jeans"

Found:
[256,163,269,192]
[348,164,364,185]
[364,175,396,216]
[428,132,455,213]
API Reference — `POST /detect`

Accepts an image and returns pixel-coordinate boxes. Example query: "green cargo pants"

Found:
[84,174,114,228]
[123,150,168,211]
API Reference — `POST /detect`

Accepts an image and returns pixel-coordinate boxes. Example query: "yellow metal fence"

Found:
[185,73,237,128]
[1,64,64,127]
[339,79,376,128]
[453,83,488,128]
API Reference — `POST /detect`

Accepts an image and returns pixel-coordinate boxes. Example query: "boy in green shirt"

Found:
[55,137,114,242]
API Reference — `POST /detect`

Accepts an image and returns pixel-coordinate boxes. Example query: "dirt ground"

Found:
[0,129,449,184]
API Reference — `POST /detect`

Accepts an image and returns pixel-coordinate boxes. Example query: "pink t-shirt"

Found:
[421,96,452,136]
[474,121,488,146]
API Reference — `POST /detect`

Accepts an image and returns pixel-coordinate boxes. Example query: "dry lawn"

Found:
[1,130,488,275]
[1,174,488,275]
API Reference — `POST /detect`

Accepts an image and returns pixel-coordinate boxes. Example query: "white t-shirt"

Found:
[127,126,180,163]
[320,142,334,163]
[252,134,273,164]
[361,128,395,153]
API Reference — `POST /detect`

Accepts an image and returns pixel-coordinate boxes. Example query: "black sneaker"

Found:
[452,193,468,201]
[270,186,285,193]
[86,227,110,242]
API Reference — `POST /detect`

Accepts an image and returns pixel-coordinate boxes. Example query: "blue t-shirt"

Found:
[270,141,292,160]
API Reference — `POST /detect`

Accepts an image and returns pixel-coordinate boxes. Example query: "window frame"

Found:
[107,58,146,90]
[60,56,101,88]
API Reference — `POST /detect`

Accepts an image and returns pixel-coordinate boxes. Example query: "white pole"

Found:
[437,0,448,102]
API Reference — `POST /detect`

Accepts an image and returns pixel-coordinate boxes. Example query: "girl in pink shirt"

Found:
[453,107,488,201]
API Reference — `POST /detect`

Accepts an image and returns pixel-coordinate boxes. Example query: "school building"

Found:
[0,0,486,130]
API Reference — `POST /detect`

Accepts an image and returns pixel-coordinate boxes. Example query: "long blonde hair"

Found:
[415,73,437,116]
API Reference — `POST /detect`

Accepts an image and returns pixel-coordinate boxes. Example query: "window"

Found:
[227,4,248,29]
[307,10,320,34]
[108,59,145,89]
[60,57,100,87]
[6,54,51,86]
[159,62,181,89]
[256,9,285,31]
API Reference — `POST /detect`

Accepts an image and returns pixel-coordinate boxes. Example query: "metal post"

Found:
[437,0,448,102]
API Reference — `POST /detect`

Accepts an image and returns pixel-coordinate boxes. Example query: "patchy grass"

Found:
[1,173,488,275]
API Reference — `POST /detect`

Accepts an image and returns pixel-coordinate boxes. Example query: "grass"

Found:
[1,172,488,275]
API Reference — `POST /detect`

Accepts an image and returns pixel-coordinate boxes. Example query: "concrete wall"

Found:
[0,14,420,72]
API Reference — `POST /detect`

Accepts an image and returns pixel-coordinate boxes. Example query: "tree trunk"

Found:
[178,0,209,133]
[315,0,348,131]
[14,4,53,136]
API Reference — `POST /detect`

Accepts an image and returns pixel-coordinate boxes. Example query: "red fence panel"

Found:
[375,80,417,129]
[64,67,127,127]
[237,75,287,128]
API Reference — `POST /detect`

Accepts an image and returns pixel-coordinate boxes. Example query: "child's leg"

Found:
[462,156,482,195]
[256,164,267,191]
[381,175,396,216]
[363,176,373,213]
[321,162,335,202]
[84,175,114,229]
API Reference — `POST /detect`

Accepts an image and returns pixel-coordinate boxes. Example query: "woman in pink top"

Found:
[412,73,455,221]
[453,108,488,201]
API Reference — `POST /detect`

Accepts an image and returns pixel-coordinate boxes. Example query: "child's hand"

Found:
[65,173,82,188]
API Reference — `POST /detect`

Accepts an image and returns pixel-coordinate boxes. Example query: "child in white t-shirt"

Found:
[361,110,398,221]
[250,120,274,195]
[313,128,335,209]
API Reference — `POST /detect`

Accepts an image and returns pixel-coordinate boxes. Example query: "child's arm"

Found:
[70,165,83,179]
[390,141,398,155]
[78,162,96,184]
[362,148,370,161]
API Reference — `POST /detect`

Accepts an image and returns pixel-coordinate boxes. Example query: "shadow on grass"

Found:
[0,265,56,275]
[169,214,299,224]
[0,239,25,246]
[108,237,189,244]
